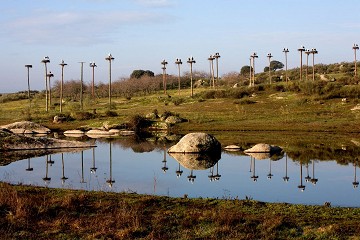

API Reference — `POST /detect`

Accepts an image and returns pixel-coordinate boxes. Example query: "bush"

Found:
[128,114,151,132]
[105,110,118,117]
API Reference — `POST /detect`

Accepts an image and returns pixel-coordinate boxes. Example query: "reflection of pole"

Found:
[298,162,306,191]
[208,166,215,182]
[80,151,86,184]
[176,163,183,178]
[353,161,359,188]
[61,153,68,185]
[251,156,258,182]
[162,145,168,173]
[43,155,51,186]
[267,159,273,179]
[106,141,115,187]
[305,162,311,182]
[214,162,221,181]
[90,147,97,173]
[283,153,289,182]
[187,170,196,183]
[311,160,318,185]
[26,158,33,171]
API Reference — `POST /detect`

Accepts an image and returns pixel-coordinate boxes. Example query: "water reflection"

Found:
[26,158,33,172]
[3,136,360,206]
[106,141,115,188]
[353,160,359,188]
[61,153,68,185]
[283,154,290,182]
[42,155,51,186]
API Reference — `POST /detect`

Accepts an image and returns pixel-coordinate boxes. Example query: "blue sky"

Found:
[1,0,359,93]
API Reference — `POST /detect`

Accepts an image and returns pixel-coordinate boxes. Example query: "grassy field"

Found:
[2,82,360,239]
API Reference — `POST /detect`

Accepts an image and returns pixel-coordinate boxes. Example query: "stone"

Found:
[224,145,241,151]
[1,121,51,134]
[165,116,183,125]
[168,132,221,153]
[146,113,158,119]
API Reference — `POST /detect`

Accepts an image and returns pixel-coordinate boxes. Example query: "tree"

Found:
[263,60,284,72]
[240,65,252,76]
[130,70,155,79]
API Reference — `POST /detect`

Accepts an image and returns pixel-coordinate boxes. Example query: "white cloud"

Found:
[134,0,174,7]
[1,9,170,45]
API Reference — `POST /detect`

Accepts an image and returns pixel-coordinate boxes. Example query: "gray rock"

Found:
[146,113,158,119]
[1,121,51,134]
[168,132,221,153]
[165,116,183,125]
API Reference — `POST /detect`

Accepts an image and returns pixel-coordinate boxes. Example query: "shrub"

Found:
[71,111,95,120]
[128,114,151,132]
[105,110,118,117]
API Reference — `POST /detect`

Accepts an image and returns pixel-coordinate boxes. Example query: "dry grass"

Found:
[1,182,360,239]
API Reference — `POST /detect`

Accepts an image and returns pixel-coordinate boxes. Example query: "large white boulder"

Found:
[168,132,221,153]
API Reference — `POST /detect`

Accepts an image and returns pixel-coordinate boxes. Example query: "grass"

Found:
[2,81,360,239]
[1,182,360,239]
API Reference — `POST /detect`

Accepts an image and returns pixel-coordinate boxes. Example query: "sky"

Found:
[1,0,360,93]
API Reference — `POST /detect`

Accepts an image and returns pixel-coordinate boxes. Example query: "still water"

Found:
[1,137,360,207]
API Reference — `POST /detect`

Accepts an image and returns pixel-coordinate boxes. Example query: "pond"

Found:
[1,134,360,207]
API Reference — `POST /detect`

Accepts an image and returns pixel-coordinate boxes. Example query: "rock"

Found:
[1,121,51,134]
[165,116,183,125]
[146,113,158,120]
[168,132,221,153]
[224,145,241,151]
[0,129,95,151]
[244,143,282,153]
[53,115,66,123]
[86,129,115,138]
[233,83,240,88]
[64,130,85,135]
[119,130,135,136]
[351,104,360,111]
[109,129,121,135]
[150,122,169,130]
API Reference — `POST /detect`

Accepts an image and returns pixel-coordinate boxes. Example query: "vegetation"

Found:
[2,61,360,239]
[1,182,360,239]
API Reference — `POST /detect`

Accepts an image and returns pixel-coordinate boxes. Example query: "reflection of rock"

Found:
[64,130,85,137]
[0,129,95,151]
[168,133,221,153]
[168,152,220,170]
[224,145,241,152]
[244,143,282,153]
[244,143,283,160]
[246,152,271,160]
